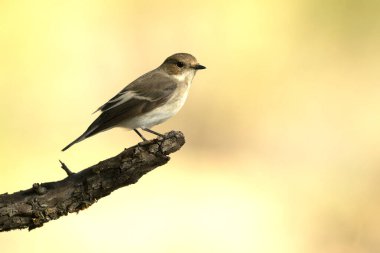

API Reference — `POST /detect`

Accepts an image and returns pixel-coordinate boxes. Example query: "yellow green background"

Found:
[1,0,380,252]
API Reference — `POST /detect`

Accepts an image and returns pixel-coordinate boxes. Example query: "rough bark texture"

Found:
[0,131,185,232]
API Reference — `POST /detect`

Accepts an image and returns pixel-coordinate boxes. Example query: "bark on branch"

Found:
[0,131,185,232]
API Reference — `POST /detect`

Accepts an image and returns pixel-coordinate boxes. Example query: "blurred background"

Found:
[1,0,380,252]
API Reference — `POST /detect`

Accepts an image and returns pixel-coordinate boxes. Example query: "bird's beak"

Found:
[193,64,206,70]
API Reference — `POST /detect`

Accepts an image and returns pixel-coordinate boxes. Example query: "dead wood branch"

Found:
[0,131,185,232]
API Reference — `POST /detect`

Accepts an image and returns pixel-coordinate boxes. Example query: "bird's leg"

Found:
[142,128,165,138]
[134,129,147,141]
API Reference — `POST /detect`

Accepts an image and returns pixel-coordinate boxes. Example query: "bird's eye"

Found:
[176,62,184,68]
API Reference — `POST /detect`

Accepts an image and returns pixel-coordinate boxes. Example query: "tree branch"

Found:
[0,131,185,232]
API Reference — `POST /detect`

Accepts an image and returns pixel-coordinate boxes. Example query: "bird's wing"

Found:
[94,70,171,113]
[85,71,177,136]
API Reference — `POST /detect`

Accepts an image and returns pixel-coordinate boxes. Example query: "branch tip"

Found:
[59,160,74,176]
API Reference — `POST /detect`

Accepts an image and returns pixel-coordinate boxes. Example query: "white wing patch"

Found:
[102,91,154,112]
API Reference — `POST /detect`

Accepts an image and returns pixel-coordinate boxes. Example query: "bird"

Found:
[62,53,206,151]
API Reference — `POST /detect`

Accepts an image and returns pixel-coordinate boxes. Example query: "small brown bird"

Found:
[62,53,205,151]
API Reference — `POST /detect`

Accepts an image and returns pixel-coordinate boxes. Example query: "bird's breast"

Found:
[121,83,190,129]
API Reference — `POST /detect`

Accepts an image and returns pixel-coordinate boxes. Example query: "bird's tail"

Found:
[62,133,88,151]
[62,119,102,151]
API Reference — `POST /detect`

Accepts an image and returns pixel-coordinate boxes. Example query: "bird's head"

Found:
[160,53,206,82]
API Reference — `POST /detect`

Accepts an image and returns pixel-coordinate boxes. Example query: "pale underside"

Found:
[118,85,190,129]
